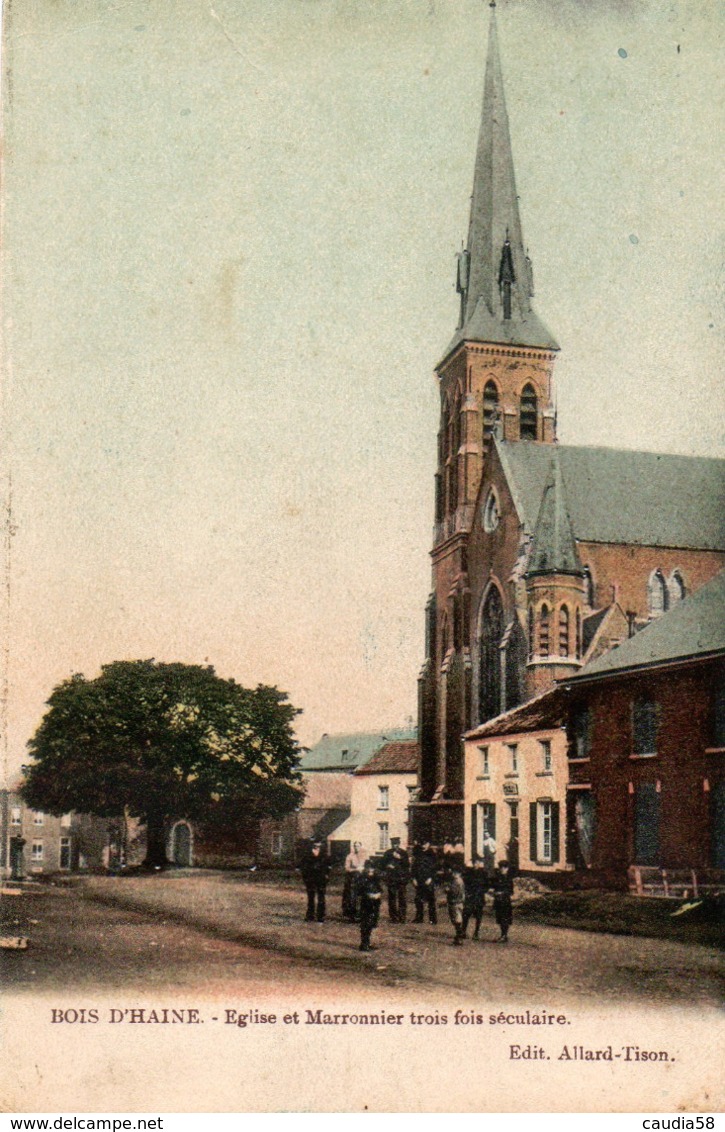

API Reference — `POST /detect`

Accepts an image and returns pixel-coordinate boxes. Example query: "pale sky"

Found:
[2,0,722,783]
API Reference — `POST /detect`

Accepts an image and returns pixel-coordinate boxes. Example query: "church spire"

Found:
[527,454,583,578]
[450,2,558,355]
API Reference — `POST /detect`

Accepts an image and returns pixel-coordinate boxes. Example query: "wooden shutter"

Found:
[551,802,560,863]
[471,805,478,858]
[529,803,537,864]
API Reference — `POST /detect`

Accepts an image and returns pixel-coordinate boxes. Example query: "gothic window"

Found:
[575,608,582,660]
[528,606,535,660]
[647,570,668,617]
[539,604,550,657]
[668,570,686,606]
[583,566,595,607]
[519,383,538,440]
[482,488,500,532]
[558,605,570,657]
[478,586,504,722]
[483,380,499,452]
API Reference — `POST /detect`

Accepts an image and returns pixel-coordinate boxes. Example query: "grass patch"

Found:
[516,890,724,948]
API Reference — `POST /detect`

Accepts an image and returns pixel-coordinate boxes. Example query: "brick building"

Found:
[564,570,725,879]
[411,4,725,847]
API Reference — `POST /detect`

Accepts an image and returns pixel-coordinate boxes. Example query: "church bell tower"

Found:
[415,2,559,844]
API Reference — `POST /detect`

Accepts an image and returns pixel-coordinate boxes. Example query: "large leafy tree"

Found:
[22,660,303,867]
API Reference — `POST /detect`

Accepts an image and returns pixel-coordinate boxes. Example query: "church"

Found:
[410,3,725,856]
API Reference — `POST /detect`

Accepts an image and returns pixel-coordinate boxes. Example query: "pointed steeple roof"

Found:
[527,452,583,577]
[443,3,558,361]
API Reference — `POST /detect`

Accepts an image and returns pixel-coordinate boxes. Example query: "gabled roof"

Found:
[496,440,725,551]
[464,685,568,740]
[567,570,725,683]
[299,772,353,809]
[354,740,420,776]
[299,728,416,772]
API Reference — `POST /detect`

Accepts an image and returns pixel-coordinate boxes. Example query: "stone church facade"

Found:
[411,4,725,847]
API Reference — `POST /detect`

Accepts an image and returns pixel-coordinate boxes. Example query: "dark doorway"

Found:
[634,784,660,866]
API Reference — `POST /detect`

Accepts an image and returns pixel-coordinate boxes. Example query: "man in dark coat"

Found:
[358,860,383,952]
[299,840,332,922]
[412,840,438,924]
[462,856,488,939]
[492,859,516,942]
[381,837,410,923]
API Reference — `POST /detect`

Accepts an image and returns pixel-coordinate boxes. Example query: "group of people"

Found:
[299,836,515,953]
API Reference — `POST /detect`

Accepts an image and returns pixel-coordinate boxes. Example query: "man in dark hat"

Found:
[299,839,332,923]
[412,840,438,924]
[462,856,488,939]
[381,837,410,923]
[492,859,516,942]
[358,859,383,952]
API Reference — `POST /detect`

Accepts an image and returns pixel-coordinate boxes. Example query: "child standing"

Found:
[358,860,383,952]
[492,860,515,942]
[446,866,466,946]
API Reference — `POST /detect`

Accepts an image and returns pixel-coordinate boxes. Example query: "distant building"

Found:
[333,740,420,857]
[0,790,119,878]
[258,728,416,866]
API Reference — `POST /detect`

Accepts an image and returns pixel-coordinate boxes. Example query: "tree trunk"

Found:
[143,814,170,869]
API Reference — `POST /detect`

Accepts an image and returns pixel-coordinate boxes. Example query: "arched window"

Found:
[575,608,582,660]
[668,570,686,606]
[528,606,535,660]
[483,380,499,452]
[519,383,538,440]
[440,402,449,463]
[483,488,500,533]
[558,605,570,657]
[540,604,550,657]
[648,570,668,617]
[582,566,595,608]
[479,587,504,722]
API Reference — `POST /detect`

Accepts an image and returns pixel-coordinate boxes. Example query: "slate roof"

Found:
[567,569,725,683]
[496,441,725,551]
[299,728,417,772]
[354,740,420,776]
[527,453,583,576]
[441,5,558,362]
[464,685,568,740]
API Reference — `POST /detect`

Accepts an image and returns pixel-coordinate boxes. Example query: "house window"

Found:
[647,570,667,617]
[569,705,591,758]
[558,605,570,657]
[33,812,44,826]
[479,746,490,776]
[668,571,686,606]
[530,801,560,865]
[634,784,661,866]
[519,384,538,440]
[60,837,71,870]
[711,672,725,748]
[271,832,283,858]
[11,807,21,825]
[378,785,390,811]
[340,748,352,762]
[633,698,658,756]
[31,841,43,862]
[378,822,389,851]
[540,740,552,772]
[507,743,518,774]
[539,605,550,657]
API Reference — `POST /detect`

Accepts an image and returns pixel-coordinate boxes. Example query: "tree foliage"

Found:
[22,660,303,864]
